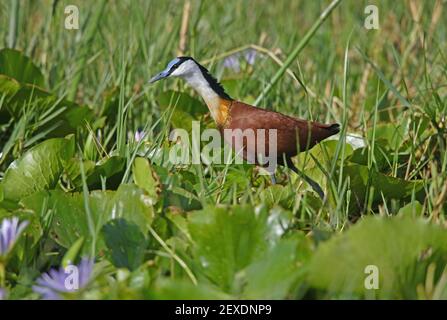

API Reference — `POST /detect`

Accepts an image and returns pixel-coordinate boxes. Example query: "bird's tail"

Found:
[310,122,340,143]
[326,123,340,136]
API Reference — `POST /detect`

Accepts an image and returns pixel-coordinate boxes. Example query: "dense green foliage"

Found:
[0,0,446,299]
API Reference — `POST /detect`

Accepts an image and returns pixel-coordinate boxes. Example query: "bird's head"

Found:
[148,56,197,84]
[149,56,232,100]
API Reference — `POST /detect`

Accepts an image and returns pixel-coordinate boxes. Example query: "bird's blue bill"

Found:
[149,58,181,84]
[148,70,169,84]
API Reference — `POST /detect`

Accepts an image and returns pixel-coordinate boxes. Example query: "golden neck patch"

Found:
[215,98,232,126]
[203,97,232,127]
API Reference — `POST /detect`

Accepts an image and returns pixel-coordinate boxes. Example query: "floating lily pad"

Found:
[0,48,45,87]
[344,163,424,209]
[308,216,447,298]
[187,205,269,291]
[21,184,154,254]
[1,135,75,202]
[102,218,148,270]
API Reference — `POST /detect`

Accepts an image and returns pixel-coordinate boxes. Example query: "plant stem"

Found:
[148,226,198,286]
[254,0,342,105]
[67,0,107,101]
[0,262,5,288]
[8,0,20,48]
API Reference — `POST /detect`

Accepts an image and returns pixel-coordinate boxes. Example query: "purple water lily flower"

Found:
[0,217,28,258]
[33,258,94,300]
[223,49,259,72]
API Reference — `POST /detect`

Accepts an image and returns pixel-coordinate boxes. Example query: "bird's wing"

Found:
[226,100,340,153]
[228,101,299,130]
[226,101,300,155]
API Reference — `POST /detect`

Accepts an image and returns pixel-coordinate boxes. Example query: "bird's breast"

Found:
[202,97,232,127]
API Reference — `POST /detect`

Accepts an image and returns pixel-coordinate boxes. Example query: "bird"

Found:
[149,56,340,199]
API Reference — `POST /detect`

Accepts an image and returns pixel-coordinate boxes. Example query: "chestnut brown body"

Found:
[219,100,340,166]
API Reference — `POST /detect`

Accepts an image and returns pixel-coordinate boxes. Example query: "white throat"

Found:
[171,60,222,121]
[184,70,219,103]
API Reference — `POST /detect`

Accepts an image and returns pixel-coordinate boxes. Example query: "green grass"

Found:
[0,0,446,300]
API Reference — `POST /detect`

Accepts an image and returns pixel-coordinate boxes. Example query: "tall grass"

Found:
[2,0,446,218]
[0,2,446,300]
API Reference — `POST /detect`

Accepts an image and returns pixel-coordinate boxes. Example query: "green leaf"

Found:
[102,218,147,270]
[64,158,96,187]
[62,237,85,268]
[132,157,161,204]
[259,185,295,209]
[107,184,154,234]
[308,216,447,298]
[296,138,354,170]
[397,201,423,218]
[294,140,353,189]
[349,143,390,172]
[86,156,126,189]
[368,123,407,151]
[6,84,94,136]
[171,109,196,131]
[157,90,208,130]
[344,164,424,207]
[0,48,45,87]
[0,69,93,137]
[1,135,75,202]
[221,79,241,97]
[187,205,268,291]
[149,279,232,300]
[241,234,311,299]
[22,189,108,252]
[21,184,154,253]
[64,156,126,190]
[187,205,309,297]
[0,74,20,97]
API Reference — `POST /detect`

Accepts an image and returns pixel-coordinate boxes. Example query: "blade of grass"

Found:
[79,147,97,258]
[357,48,411,108]
[7,0,19,48]
[67,0,107,100]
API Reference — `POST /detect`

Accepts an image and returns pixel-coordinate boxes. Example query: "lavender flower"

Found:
[223,55,241,72]
[223,49,259,72]
[134,128,146,142]
[0,217,28,258]
[243,48,257,65]
[33,258,94,300]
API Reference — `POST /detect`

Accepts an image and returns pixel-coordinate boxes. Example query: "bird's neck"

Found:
[183,70,232,127]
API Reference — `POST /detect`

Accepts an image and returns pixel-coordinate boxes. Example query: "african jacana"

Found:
[149,57,340,198]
